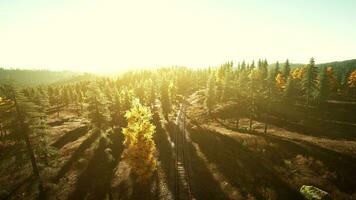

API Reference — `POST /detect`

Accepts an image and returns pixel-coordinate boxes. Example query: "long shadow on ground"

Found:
[215,119,356,194]
[51,125,88,149]
[152,112,175,199]
[167,122,230,200]
[188,123,303,200]
[53,130,100,182]
[68,129,124,200]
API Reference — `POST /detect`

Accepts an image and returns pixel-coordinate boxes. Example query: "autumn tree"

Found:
[347,70,356,96]
[275,73,287,92]
[302,58,318,106]
[122,99,156,182]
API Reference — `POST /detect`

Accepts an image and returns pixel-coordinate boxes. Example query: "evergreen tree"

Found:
[149,79,156,108]
[0,84,51,197]
[284,75,296,103]
[86,81,109,129]
[275,61,280,74]
[302,58,318,106]
[282,59,291,77]
[205,74,216,115]
[316,67,330,104]
[122,98,156,182]
[169,81,177,106]
[107,89,121,129]
[160,79,171,119]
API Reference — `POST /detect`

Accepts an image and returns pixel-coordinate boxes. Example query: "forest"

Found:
[1,58,356,200]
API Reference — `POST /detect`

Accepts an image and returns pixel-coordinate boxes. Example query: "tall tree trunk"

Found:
[13,97,44,197]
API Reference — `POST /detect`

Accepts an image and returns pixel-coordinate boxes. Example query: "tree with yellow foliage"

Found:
[122,98,157,182]
[275,73,287,91]
[348,70,356,88]
[348,70,356,96]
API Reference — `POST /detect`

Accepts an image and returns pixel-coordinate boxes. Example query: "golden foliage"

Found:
[122,98,157,181]
[291,66,307,80]
[348,70,356,88]
[275,73,286,91]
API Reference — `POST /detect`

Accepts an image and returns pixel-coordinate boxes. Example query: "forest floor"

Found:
[1,93,356,200]
[183,91,356,200]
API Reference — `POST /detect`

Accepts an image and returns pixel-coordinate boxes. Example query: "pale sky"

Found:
[1,0,356,73]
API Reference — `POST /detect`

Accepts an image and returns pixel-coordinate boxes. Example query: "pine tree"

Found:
[223,70,232,100]
[149,79,156,108]
[316,67,330,104]
[0,84,51,197]
[160,79,171,119]
[302,58,318,106]
[86,81,109,130]
[282,59,291,77]
[205,74,216,115]
[107,89,121,129]
[122,98,156,182]
[259,59,268,82]
[169,81,177,106]
[284,75,296,102]
[248,69,260,130]
[275,61,280,75]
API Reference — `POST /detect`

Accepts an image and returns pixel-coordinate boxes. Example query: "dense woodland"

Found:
[1,58,356,200]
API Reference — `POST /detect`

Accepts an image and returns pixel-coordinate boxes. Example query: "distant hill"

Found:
[0,68,82,86]
[269,59,356,70]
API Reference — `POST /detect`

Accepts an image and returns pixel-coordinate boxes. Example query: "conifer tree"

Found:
[282,59,291,77]
[316,67,330,104]
[107,89,121,129]
[160,79,171,119]
[275,61,280,75]
[169,81,177,106]
[302,58,318,106]
[0,84,50,197]
[248,69,260,130]
[284,75,296,103]
[122,98,156,182]
[86,81,109,130]
[149,79,156,108]
[205,74,216,115]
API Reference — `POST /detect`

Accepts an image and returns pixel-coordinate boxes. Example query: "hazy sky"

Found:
[1,0,355,73]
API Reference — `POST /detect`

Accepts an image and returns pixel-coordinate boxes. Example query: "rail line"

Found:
[174,105,193,200]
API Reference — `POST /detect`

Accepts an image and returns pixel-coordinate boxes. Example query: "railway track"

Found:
[174,105,194,200]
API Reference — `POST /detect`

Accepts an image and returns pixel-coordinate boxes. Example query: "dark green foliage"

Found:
[160,79,171,118]
[316,67,330,104]
[302,58,318,105]
[205,74,216,114]
[86,81,109,129]
[282,59,291,77]
[0,83,55,195]
[284,75,296,102]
